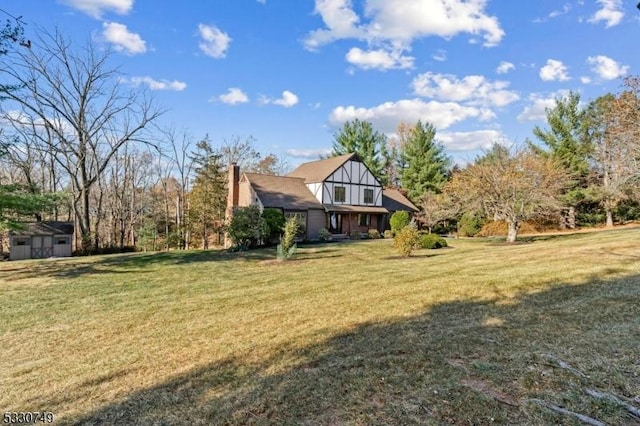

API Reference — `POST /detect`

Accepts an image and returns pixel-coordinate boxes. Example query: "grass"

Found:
[1,229,640,424]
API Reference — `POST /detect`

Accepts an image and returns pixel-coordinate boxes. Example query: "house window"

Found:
[13,237,29,246]
[285,212,307,237]
[55,237,70,245]
[334,186,346,203]
[358,214,370,227]
[364,188,374,204]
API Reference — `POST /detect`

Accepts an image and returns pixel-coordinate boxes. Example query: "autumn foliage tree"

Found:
[446,145,568,243]
[586,77,640,227]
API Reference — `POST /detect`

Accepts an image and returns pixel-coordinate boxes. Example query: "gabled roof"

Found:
[287,153,357,183]
[10,221,74,236]
[243,173,324,210]
[382,188,419,212]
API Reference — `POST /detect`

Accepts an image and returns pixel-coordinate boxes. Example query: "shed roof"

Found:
[243,173,324,211]
[287,153,357,183]
[382,188,419,212]
[10,221,74,236]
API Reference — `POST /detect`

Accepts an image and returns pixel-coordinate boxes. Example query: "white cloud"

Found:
[304,0,364,50]
[539,59,570,82]
[496,61,515,74]
[587,55,628,80]
[534,4,572,23]
[589,0,624,28]
[216,87,249,105]
[432,49,447,62]
[304,0,504,70]
[517,91,570,121]
[329,98,493,134]
[198,24,231,58]
[286,148,332,159]
[581,76,592,84]
[363,0,504,47]
[345,47,414,70]
[102,22,146,55]
[411,72,519,107]
[122,76,186,91]
[59,0,133,18]
[272,90,300,107]
[260,90,300,107]
[438,130,506,152]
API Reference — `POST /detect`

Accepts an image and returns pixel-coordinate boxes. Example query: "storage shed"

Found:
[9,222,74,261]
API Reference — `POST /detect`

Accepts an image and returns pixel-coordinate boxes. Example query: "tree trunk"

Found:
[605,208,614,228]
[506,219,518,243]
[567,206,576,229]
[78,189,92,253]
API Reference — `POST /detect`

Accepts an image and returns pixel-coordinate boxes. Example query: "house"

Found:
[9,221,74,260]
[226,153,417,241]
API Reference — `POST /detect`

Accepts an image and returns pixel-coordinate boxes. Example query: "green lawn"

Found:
[1,229,640,425]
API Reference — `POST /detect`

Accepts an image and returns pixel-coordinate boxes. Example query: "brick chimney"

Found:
[224,163,240,248]
[227,162,240,210]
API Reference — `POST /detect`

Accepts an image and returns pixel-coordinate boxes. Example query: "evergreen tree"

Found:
[529,92,593,227]
[332,119,387,184]
[188,138,226,249]
[399,121,451,201]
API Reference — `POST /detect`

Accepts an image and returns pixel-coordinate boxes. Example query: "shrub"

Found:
[419,233,448,249]
[393,225,420,257]
[227,205,267,250]
[368,229,381,239]
[262,208,285,243]
[458,211,485,237]
[350,230,361,240]
[318,227,331,242]
[383,230,394,239]
[390,211,411,234]
[277,216,299,260]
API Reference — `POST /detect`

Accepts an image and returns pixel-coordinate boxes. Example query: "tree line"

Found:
[330,79,640,243]
[2,22,640,253]
[0,25,288,254]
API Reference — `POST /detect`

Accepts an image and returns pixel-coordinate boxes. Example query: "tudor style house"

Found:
[226,153,417,241]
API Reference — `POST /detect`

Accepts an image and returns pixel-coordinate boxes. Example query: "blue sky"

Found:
[7,0,639,165]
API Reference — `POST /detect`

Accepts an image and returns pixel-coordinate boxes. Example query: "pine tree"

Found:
[529,92,593,228]
[399,121,451,201]
[188,138,226,249]
[332,119,387,184]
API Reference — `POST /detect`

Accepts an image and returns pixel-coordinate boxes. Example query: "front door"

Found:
[329,213,343,233]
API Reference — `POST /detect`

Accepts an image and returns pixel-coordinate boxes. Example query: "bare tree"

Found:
[0,28,163,251]
[159,128,194,249]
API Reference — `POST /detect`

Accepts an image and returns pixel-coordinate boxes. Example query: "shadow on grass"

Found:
[2,248,276,281]
[3,242,351,281]
[56,273,640,425]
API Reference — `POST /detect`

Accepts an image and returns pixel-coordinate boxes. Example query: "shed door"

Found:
[31,236,53,259]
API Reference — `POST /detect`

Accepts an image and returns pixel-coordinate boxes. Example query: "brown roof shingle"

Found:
[382,188,418,212]
[243,173,324,210]
[287,153,356,183]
